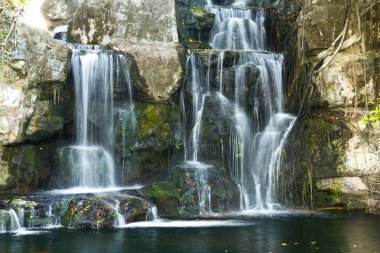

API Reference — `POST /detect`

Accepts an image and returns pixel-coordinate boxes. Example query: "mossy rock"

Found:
[0,143,55,192]
[167,166,240,215]
[61,197,117,229]
[143,182,181,216]
[175,2,214,49]
[136,103,172,149]
[114,102,181,185]
[119,197,151,222]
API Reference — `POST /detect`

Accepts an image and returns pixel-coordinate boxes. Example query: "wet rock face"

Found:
[0,192,154,230]
[0,197,57,229]
[143,181,181,216]
[114,102,181,185]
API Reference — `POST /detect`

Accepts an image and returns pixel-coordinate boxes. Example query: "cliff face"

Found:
[281,0,380,213]
[0,0,379,214]
[0,22,73,191]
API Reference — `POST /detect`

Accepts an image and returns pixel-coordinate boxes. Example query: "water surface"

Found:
[1,213,379,253]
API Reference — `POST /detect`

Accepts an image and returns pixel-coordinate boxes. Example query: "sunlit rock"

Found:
[0,23,72,145]
[111,41,186,103]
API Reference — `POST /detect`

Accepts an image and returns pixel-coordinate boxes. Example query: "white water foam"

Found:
[122,220,250,228]
[45,185,143,195]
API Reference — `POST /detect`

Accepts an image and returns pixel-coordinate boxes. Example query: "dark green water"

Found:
[1,213,379,253]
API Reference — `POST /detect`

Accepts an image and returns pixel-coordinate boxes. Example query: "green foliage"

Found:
[360,95,380,127]
[191,7,206,17]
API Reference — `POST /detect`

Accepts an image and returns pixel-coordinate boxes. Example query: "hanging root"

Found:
[313,1,379,73]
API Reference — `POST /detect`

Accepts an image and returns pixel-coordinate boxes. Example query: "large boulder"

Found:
[60,195,152,228]
[0,23,72,145]
[41,0,79,30]
[342,129,380,176]
[67,0,178,44]
[111,41,186,103]
[315,177,370,210]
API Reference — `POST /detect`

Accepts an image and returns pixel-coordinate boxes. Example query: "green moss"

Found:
[136,104,171,140]
[191,7,207,17]
[143,182,181,216]
[144,182,180,200]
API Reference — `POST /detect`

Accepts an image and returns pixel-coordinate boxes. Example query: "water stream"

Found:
[62,44,133,189]
[181,4,296,212]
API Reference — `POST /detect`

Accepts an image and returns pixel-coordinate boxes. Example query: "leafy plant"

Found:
[360,95,380,127]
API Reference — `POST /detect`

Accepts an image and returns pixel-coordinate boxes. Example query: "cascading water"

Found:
[8,209,23,232]
[181,4,296,212]
[111,200,126,227]
[62,44,132,189]
[232,0,250,7]
[146,206,160,221]
[209,7,265,50]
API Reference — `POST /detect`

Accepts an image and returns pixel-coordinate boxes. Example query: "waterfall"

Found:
[17,208,25,227]
[61,44,132,189]
[111,200,126,227]
[180,52,214,213]
[181,5,296,211]
[0,211,6,233]
[8,209,23,232]
[208,7,266,50]
[232,0,250,7]
[146,206,160,221]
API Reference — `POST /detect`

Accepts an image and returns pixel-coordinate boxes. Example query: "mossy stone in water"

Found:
[61,197,117,229]
[143,182,181,216]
